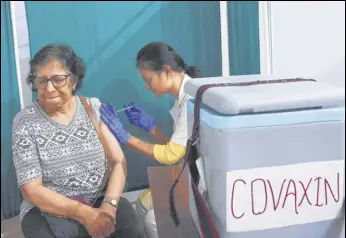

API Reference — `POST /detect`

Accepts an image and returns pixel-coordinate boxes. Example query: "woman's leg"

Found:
[21,207,56,238]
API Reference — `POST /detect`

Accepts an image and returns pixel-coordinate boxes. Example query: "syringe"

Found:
[116,105,134,113]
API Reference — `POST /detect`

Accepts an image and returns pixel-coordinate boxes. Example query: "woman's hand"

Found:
[124,102,157,132]
[81,206,116,238]
[99,202,117,217]
[100,103,131,146]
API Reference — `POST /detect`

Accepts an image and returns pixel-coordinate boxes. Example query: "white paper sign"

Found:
[226,160,345,232]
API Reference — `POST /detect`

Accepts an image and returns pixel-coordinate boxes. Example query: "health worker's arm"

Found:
[127,136,186,165]
[149,126,170,144]
[127,104,188,165]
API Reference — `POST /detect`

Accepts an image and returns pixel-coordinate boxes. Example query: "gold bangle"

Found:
[68,202,82,217]
[47,202,82,218]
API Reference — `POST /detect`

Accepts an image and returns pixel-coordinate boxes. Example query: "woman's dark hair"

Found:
[136,42,201,78]
[26,44,86,94]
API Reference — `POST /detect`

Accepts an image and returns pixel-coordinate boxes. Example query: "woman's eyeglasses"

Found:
[35,74,70,89]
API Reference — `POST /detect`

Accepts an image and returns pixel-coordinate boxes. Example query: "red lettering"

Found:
[314,177,323,207]
[230,174,339,219]
[231,179,246,219]
[251,179,268,215]
[324,173,340,205]
[267,179,287,211]
[298,178,313,207]
[282,180,299,214]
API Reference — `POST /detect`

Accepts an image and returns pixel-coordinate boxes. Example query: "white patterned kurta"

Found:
[12,97,107,222]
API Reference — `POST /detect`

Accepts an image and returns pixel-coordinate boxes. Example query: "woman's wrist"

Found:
[72,203,93,225]
[68,202,82,217]
[100,201,117,215]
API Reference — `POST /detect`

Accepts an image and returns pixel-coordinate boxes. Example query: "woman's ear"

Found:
[71,75,78,91]
[71,84,76,94]
[162,65,172,78]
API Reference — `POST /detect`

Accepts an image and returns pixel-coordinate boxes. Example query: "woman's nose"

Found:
[46,81,56,92]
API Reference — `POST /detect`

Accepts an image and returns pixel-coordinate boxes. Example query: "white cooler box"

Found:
[184,75,345,238]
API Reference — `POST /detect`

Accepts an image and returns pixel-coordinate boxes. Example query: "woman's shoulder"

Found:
[81,96,103,120]
[82,96,102,108]
[12,104,39,132]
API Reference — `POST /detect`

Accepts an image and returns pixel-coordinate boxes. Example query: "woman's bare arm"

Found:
[98,121,127,214]
[20,180,94,224]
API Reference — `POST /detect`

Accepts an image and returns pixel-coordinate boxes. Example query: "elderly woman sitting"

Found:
[12,44,144,238]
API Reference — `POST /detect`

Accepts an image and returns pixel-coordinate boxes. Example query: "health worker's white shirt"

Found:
[169,74,192,147]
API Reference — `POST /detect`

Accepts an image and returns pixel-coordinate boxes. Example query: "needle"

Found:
[116,105,133,113]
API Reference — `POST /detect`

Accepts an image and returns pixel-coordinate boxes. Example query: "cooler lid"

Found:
[183,75,345,115]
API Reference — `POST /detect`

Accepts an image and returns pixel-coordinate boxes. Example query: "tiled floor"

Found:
[1,189,145,238]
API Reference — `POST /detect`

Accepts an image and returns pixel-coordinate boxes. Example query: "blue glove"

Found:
[100,103,131,146]
[123,102,157,132]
